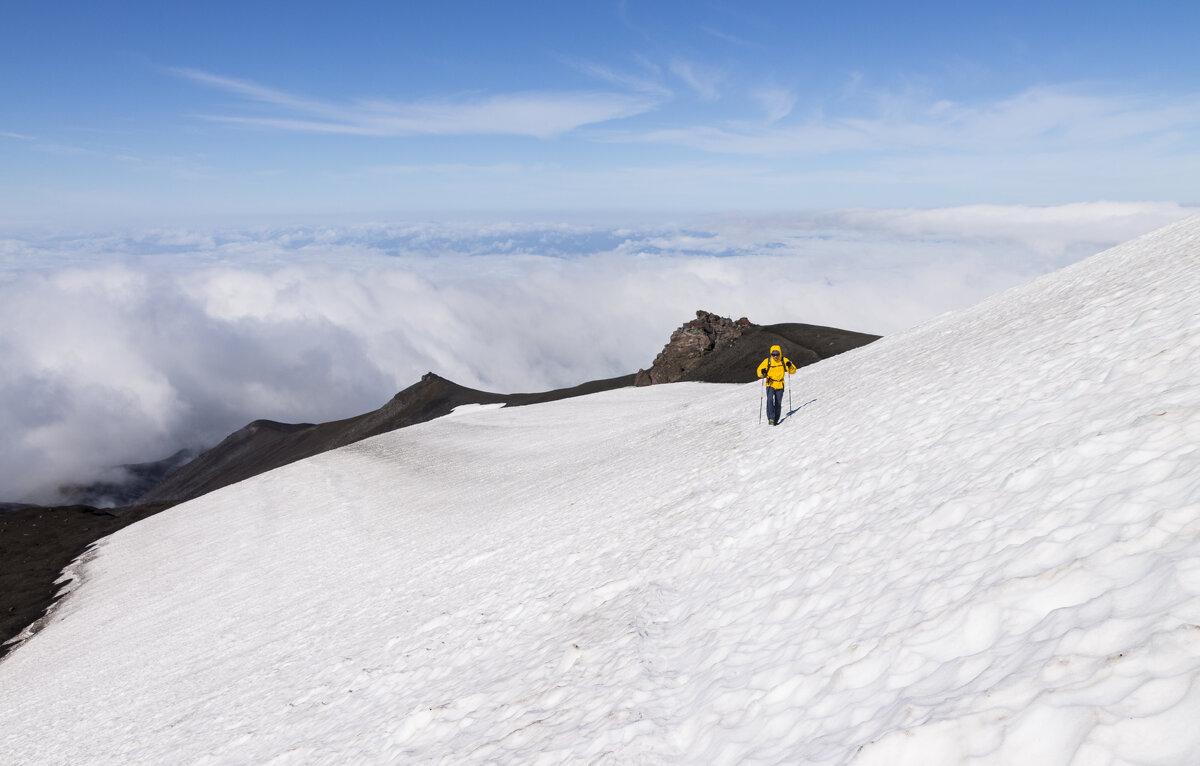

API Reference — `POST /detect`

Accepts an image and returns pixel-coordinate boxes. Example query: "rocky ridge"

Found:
[635,311,752,386]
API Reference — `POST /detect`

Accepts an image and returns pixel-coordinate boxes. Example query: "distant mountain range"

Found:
[1,311,877,658]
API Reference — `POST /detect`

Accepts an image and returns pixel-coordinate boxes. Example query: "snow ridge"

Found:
[1,216,1198,764]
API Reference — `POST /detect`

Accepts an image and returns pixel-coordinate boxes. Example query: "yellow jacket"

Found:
[757,345,797,389]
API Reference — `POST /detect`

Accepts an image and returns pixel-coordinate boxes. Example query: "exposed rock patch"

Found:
[636,310,879,386]
[636,311,752,386]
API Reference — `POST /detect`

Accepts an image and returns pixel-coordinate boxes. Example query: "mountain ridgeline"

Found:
[1,312,876,659]
[137,311,876,507]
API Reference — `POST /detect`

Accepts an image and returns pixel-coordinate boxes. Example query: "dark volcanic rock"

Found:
[1,502,170,660]
[637,310,878,386]
[135,373,505,506]
[678,321,880,384]
[135,371,636,507]
[636,311,752,385]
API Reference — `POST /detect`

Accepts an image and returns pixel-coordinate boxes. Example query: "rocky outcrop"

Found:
[636,311,881,386]
[636,311,753,386]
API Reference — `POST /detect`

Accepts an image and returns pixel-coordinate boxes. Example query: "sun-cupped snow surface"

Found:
[2,217,1199,765]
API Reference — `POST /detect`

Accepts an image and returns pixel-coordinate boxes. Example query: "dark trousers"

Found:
[766,386,784,423]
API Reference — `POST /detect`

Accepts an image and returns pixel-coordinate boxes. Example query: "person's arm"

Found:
[757,359,768,377]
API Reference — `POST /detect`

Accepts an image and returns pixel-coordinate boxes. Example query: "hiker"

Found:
[757,345,797,425]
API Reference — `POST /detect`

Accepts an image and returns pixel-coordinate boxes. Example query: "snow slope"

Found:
[2,216,1199,765]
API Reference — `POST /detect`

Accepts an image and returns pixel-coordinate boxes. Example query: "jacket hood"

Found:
[770,345,782,356]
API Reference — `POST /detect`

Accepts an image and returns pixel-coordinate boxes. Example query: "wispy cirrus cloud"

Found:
[753,87,797,123]
[1,128,145,166]
[669,59,724,101]
[604,84,1200,158]
[700,25,752,47]
[174,68,660,139]
[568,59,673,100]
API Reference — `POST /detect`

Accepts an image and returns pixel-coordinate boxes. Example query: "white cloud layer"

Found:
[176,68,659,139]
[0,202,1192,503]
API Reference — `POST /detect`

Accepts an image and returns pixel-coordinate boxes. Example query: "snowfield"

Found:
[2,216,1199,765]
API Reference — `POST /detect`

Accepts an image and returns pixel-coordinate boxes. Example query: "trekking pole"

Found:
[758,378,764,423]
[788,370,793,412]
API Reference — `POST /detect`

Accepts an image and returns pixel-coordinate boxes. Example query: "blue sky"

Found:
[3,0,1199,224]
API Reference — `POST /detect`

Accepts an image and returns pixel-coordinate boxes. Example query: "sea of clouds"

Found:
[0,202,1192,504]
